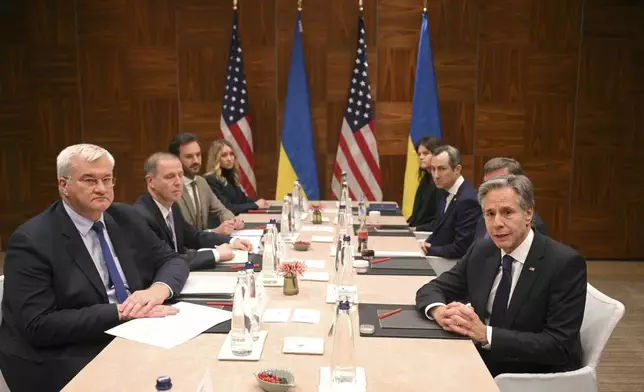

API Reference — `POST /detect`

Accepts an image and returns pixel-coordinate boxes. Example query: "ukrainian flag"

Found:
[402,12,442,218]
[276,10,320,200]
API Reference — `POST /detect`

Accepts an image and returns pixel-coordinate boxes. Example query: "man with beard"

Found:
[168,133,244,234]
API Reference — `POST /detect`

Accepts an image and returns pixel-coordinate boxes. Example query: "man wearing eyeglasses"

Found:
[0,144,189,392]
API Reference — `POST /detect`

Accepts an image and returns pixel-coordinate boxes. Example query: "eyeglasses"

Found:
[76,177,116,188]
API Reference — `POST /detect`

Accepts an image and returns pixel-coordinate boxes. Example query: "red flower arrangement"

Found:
[278,261,307,277]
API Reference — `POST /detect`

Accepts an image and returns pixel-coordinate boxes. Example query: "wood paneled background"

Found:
[0,0,642,259]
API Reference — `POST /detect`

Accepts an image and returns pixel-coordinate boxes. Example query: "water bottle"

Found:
[339,179,349,209]
[281,195,291,235]
[245,262,261,341]
[331,300,357,385]
[292,180,301,216]
[261,227,278,285]
[333,206,348,286]
[358,194,367,224]
[337,235,356,303]
[230,272,253,356]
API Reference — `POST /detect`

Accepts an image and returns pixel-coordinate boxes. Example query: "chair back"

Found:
[581,283,625,368]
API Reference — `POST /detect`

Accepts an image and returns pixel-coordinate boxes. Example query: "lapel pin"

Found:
[529,266,535,272]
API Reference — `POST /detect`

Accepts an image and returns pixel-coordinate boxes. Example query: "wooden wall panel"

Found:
[1,0,643,259]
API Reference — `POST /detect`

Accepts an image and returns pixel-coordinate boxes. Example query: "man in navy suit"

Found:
[475,157,547,240]
[0,144,189,392]
[134,153,252,271]
[422,145,480,259]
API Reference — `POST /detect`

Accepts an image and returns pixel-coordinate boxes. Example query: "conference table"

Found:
[62,201,498,392]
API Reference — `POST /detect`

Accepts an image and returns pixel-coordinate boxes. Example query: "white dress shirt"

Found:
[182,176,200,210]
[425,229,535,349]
[444,175,465,212]
[63,201,130,304]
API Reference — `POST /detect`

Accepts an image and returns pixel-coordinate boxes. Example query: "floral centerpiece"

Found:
[278,261,307,295]
[311,204,323,224]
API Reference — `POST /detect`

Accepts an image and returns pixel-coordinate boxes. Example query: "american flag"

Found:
[331,15,382,201]
[220,10,256,198]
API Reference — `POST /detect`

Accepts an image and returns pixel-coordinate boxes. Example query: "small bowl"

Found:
[256,368,295,392]
[293,241,311,251]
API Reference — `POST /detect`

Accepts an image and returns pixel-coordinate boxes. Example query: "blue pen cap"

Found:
[244,260,254,270]
[338,300,351,311]
[343,235,351,242]
[156,376,172,390]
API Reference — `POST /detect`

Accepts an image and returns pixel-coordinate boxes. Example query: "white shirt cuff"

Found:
[481,326,492,350]
[229,238,238,246]
[152,282,174,299]
[211,249,220,262]
[424,302,446,320]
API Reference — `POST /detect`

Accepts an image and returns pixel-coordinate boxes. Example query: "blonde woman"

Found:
[204,139,269,214]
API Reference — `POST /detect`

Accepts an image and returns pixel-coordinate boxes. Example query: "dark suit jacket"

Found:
[0,201,189,392]
[407,173,444,232]
[416,231,586,377]
[134,193,233,271]
[475,213,548,240]
[425,180,481,259]
[205,172,258,215]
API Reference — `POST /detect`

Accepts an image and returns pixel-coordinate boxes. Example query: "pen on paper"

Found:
[370,257,391,264]
[206,302,233,307]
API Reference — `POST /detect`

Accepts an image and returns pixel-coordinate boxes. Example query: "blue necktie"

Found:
[490,255,514,327]
[91,222,129,303]
[438,197,446,218]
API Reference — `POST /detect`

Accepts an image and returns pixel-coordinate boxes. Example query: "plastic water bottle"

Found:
[261,227,279,285]
[333,206,348,286]
[281,195,292,235]
[244,262,261,341]
[230,272,253,356]
[331,300,357,385]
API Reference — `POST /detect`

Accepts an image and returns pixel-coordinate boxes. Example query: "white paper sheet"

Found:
[283,337,325,355]
[232,229,264,237]
[311,235,334,243]
[180,275,237,296]
[217,330,268,361]
[301,225,335,233]
[304,259,325,269]
[291,309,321,324]
[105,302,231,349]
[301,272,330,282]
[261,308,291,323]
[373,250,423,257]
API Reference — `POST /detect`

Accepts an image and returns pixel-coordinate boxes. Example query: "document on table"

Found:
[105,302,231,349]
[180,275,237,296]
[283,337,324,355]
[311,235,334,243]
[304,259,325,269]
[301,272,330,282]
[301,225,335,233]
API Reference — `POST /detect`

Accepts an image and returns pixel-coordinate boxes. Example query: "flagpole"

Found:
[423,0,427,13]
[298,0,302,11]
[233,0,237,10]
[359,0,363,12]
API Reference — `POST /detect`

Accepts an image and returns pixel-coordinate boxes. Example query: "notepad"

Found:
[261,308,291,323]
[291,309,321,324]
[283,337,324,355]
[312,235,334,243]
[301,272,330,282]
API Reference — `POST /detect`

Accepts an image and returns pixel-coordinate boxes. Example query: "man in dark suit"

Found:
[416,174,586,377]
[134,152,252,271]
[474,157,547,239]
[422,145,481,259]
[0,144,189,392]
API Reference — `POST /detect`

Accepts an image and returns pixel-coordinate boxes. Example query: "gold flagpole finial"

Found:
[233,0,237,10]
[359,0,363,11]
[298,0,302,11]
[423,0,427,13]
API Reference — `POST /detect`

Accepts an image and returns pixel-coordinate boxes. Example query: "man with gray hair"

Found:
[0,144,189,392]
[421,145,481,259]
[475,157,547,239]
[416,174,586,377]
